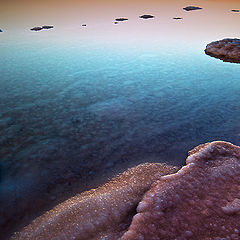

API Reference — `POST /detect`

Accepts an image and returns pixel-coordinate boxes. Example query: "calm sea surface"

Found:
[0,30,240,237]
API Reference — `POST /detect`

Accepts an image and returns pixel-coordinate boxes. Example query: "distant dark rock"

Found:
[183,6,202,11]
[231,9,240,12]
[139,14,155,19]
[205,38,240,64]
[114,22,118,24]
[82,24,87,27]
[115,18,128,22]
[42,25,54,29]
[30,27,43,31]
[0,29,2,32]
[173,17,183,20]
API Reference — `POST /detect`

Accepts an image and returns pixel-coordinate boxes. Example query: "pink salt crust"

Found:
[11,141,240,239]
[122,141,240,240]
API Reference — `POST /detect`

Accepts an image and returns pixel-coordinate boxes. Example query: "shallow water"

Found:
[1,28,240,238]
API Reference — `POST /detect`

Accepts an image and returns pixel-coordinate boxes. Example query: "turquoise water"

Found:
[1,34,240,237]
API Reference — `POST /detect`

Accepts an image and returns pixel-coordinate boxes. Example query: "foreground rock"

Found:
[139,14,155,19]
[205,38,240,63]
[0,29,2,32]
[11,141,240,239]
[115,18,128,22]
[183,6,202,11]
[11,163,177,239]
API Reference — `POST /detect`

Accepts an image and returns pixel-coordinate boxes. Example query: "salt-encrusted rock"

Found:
[11,141,240,240]
[115,18,128,22]
[41,25,54,29]
[139,14,155,19]
[205,38,240,63]
[30,27,43,31]
[183,6,202,11]
[11,163,177,240]
[122,141,240,239]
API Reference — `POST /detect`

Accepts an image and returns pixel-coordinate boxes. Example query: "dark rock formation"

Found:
[0,29,2,32]
[10,141,240,239]
[205,38,240,63]
[183,6,203,11]
[173,17,183,20]
[139,14,155,19]
[30,27,43,31]
[115,18,128,22]
[114,22,118,24]
[82,24,87,27]
[231,9,240,12]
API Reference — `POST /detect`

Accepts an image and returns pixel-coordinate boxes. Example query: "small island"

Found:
[205,38,240,63]
[139,14,155,19]
[115,18,128,22]
[183,6,202,11]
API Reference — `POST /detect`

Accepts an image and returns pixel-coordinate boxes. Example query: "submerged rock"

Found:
[183,6,202,11]
[42,25,54,29]
[115,18,128,22]
[11,141,240,239]
[30,27,43,31]
[205,38,240,63]
[139,14,155,19]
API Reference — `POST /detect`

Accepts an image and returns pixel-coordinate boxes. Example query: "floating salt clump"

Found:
[41,25,54,29]
[30,27,43,31]
[205,38,240,63]
[139,14,155,19]
[115,18,128,22]
[183,6,202,11]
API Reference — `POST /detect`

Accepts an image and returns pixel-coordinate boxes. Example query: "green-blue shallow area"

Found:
[0,33,240,238]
